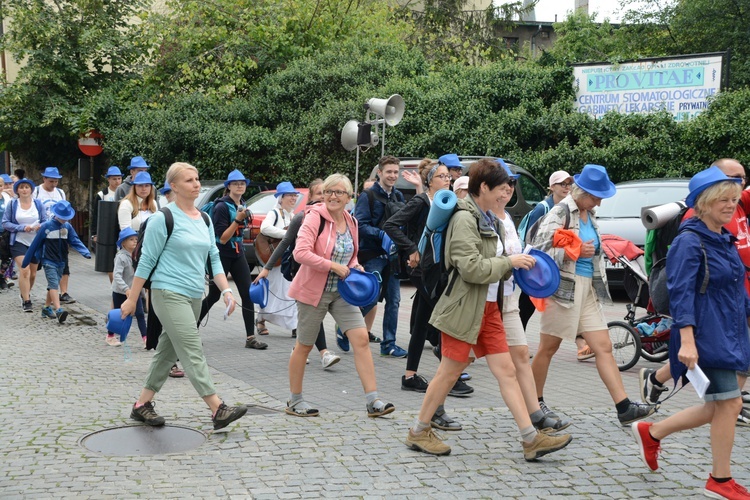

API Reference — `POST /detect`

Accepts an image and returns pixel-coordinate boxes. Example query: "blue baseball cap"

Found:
[42,167,63,179]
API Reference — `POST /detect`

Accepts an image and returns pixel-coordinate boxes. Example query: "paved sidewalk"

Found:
[0,254,747,498]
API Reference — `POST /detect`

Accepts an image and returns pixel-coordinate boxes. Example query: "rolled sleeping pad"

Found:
[419,189,457,255]
[640,201,687,230]
[95,200,119,273]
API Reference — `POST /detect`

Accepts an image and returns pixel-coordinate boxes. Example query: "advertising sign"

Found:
[573,53,727,122]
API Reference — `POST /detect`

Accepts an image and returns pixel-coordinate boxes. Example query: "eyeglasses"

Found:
[728,174,747,182]
[433,174,452,181]
[555,181,573,187]
[448,167,463,172]
[324,189,351,198]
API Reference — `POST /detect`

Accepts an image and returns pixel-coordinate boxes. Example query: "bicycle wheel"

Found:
[641,340,669,362]
[608,321,642,371]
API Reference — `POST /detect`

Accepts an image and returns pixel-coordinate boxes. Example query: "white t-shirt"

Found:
[33,185,66,219]
[14,202,41,247]
[500,212,522,296]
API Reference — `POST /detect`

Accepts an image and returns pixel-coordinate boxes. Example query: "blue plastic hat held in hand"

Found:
[512,249,561,298]
[107,309,133,342]
[249,278,269,308]
[338,269,380,307]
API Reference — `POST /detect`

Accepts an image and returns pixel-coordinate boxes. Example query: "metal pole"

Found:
[354,146,360,199]
[381,121,386,158]
[88,156,94,246]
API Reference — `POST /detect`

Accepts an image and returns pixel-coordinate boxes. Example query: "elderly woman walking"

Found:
[530,164,656,426]
[632,166,750,500]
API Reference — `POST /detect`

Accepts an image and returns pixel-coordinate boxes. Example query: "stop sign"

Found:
[78,130,103,156]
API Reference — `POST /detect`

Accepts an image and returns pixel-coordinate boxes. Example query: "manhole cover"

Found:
[81,425,206,456]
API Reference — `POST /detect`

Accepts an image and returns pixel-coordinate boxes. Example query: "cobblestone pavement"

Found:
[0,254,748,498]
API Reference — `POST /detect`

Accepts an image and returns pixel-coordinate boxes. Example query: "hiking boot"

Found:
[431,406,462,431]
[737,407,750,427]
[335,326,350,352]
[705,475,750,499]
[522,431,573,461]
[368,331,381,343]
[321,350,340,369]
[381,345,408,358]
[41,306,55,319]
[244,336,268,350]
[22,300,32,313]
[59,292,75,304]
[401,374,429,393]
[212,403,248,430]
[405,428,451,455]
[56,308,68,324]
[448,378,474,397]
[618,400,658,426]
[639,368,669,405]
[131,401,166,426]
[366,399,395,418]
[631,421,660,471]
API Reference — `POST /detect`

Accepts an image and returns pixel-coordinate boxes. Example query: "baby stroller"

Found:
[601,235,671,371]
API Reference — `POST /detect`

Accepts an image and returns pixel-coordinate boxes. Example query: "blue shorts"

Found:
[703,367,741,402]
[42,262,65,291]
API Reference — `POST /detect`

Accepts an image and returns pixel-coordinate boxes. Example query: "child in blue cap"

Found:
[22,200,91,323]
[109,227,146,347]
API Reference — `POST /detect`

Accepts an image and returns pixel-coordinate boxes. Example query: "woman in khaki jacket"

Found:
[405,158,573,460]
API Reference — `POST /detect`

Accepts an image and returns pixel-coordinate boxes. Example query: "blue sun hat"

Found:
[105,166,123,178]
[129,156,150,170]
[496,158,519,179]
[117,227,138,249]
[51,200,76,221]
[512,249,561,299]
[686,165,743,208]
[0,173,12,183]
[249,278,269,308]
[13,178,35,193]
[574,164,617,198]
[438,153,462,169]
[224,169,250,188]
[274,181,300,198]
[107,309,133,342]
[132,171,154,185]
[158,180,171,196]
[42,166,63,179]
[338,269,381,307]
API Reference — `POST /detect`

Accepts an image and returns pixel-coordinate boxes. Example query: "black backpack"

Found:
[280,213,325,282]
[365,188,406,229]
[132,207,210,289]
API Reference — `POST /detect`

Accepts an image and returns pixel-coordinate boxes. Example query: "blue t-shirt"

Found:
[575,215,599,278]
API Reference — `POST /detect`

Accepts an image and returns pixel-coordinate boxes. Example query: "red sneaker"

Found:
[705,475,750,499]
[631,421,660,471]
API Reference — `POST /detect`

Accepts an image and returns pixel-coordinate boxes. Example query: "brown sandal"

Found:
[255,319,269,336]
[169,364,185,378]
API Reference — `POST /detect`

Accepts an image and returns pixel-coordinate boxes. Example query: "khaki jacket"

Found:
[430,196,513,344]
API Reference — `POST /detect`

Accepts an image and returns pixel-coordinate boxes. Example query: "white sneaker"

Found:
[106,336,122,347]
[321,351,341,369]
[290,348,309,364]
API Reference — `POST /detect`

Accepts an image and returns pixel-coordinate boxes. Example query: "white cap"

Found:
[452,176,469,192]
[549,170,573,187]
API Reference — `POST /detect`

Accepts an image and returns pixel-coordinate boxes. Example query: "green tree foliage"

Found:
[0,0,150,167]
[142,0,410,98]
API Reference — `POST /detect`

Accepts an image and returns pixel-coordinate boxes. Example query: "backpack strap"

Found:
[681,229,709,294]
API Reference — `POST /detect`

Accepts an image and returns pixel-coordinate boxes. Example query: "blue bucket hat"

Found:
[117,227,138,249]
[51,200,76,221]
[132,171,154,185]
[338,269,380,307]
[497,158,519,179]
[574,164,616,198]
[107,309,133,342]
[129,156,150,170]
[42,166,63,179]
[158,180,172,196]
[274,181,300,198]
[13,178,35,193]
[105,166,123,178]
[224,169,250,188]
[686,165,743,208]
[0,174,11,183]
[249,278,269,308]
[438,153,462,169]
[512,249,561,299]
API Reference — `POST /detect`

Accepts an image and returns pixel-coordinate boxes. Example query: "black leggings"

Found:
[199,254,254,337]
[406,274,439,373]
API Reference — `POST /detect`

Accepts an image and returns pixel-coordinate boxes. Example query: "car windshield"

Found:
[597,184,688,218]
